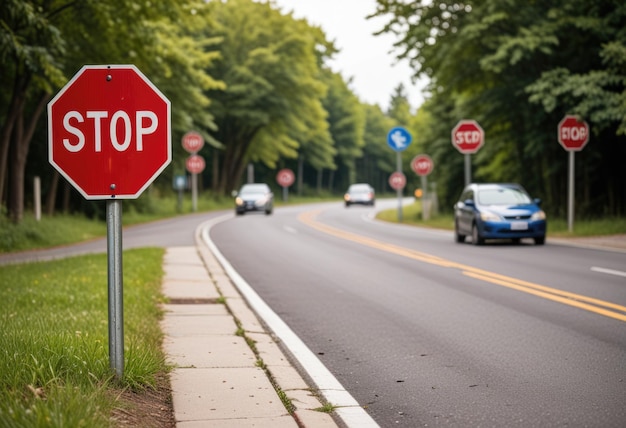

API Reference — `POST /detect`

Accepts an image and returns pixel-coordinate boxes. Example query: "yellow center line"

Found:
[298,210,626,322]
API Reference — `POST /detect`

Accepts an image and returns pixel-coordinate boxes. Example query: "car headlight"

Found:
[235,197,244,206]
[344,194,350,201]
[531,210,546,220]
[480,211,501,221]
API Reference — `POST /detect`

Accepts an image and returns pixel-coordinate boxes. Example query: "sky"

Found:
[270,0,426,111]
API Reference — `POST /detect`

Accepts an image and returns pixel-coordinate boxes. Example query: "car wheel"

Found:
[454,221,466,243]
[512,238,521,245]
[472,223,484,245]
[265,208,272,215]
[236,210,244,216]
[534,236,545,245]
[345,203,350,208]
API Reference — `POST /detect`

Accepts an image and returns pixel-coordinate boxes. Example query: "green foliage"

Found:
[387,83,413,125]
[203,0,334,192]
[0,248,167,426]
[360,104,396,189]
[374,0,626,217]
[0,0,223,223]
[322,70,366,187]
[0,214,106,253]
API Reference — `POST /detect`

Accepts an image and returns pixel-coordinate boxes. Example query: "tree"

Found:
[373,0,626,216]
[387,83,412,125]
[202,0,333,194]
[0,0,65,222]
[321,70,366,190]
[360,103,396,191]
[0,0,222,222]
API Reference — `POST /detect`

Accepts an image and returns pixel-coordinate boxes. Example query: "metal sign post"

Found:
[452,120,484,186]
[396,152,403,222]
[276,169,295,202]
[567,151,575,233]
[106,200,124,378]
[411,154,434,221]
[558,115,590,233]
[387,127,413,222]
[48,65,172,379]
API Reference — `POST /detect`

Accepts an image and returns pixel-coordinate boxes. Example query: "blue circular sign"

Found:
[387,126,412,152]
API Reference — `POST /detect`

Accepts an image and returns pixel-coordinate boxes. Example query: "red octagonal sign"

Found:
[452,119,484,154]
[558,115,589,152]
[276,168,295,187]
[411,154,434,177]
[48,65,171,200]
[389,172,406,190]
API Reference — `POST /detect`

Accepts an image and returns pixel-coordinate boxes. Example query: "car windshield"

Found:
[477,187,531,205]
[349,185,371,194]
[240,185,268,195]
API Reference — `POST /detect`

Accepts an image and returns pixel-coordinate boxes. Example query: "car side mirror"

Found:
[231,190,238,197]
[463,199,475,207]
[533,198,542,206]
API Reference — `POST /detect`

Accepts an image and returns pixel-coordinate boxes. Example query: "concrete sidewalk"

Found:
[160,245,339,427]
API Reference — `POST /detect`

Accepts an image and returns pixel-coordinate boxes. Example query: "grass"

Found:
[0,248,167,427]
[376,200,626,237]
[0,214,107,253]
[0,194,232,253]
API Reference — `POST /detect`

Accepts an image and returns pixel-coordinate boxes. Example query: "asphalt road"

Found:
[2,202,625,427]
[209,200,626,427]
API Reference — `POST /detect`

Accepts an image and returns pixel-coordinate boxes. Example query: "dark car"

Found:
[235,183,274,215]
[454,183,546,245]
[344,183,375,207]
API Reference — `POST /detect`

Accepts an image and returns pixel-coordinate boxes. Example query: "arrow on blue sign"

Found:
[387,126,412,152]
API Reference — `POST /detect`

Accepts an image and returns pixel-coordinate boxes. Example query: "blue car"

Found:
[454,183,547,245]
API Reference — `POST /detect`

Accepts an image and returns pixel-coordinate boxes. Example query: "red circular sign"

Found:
[182,131,204,153]
[452,120,484,154]
[276,168,295,187]
[388,172,406,190]
[48,65,171,200]
[558,115,589,151]
[411,154,434,176]
[186,154,205,174]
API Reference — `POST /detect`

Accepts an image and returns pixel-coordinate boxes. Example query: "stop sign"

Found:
[558,115,589,151]
[452,120,484,154]
[411,154,434,176]
[389,172,406,190]
[182,131,204,154]
[186,154,206,174]
[48,65,171,200]
[276,169,295,187]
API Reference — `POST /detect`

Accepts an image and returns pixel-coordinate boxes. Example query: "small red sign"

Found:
[411,154,434,177]
[186,154,205,174]
[558,115,589,152]
[48,65,171,200]
[276,169,295,187]
[182,131,204,153]
[389,172,406,190]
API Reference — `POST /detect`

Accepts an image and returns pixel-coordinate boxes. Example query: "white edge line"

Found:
[201,214,380,428]
[591,266,626,278]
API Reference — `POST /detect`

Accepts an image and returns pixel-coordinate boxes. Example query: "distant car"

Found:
[454,183,546,245]
[344,183,375,207]
[235,183,274,215]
